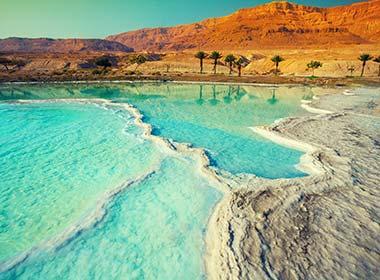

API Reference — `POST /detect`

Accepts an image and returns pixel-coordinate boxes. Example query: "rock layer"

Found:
[107,0,380,51]
[0,38,134,53]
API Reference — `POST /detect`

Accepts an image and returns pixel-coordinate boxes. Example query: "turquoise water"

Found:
[119,84,309,178]
[0,102,159,261]
[0,83,312,279]
[0,101,220,279]
[0,83,312,177]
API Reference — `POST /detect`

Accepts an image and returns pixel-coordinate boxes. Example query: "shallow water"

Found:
[0,102,161,262]
[2,157,220,280]
[0,83,313,177]
[0,83,312,279]
[119,84,309,178]
[0,101,221,279]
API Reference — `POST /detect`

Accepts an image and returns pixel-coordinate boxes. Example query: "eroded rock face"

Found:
[106,0,380,51]
[0,38,134,53]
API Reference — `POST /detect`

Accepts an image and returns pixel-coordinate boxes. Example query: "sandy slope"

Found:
[1,44,380,81]
[206,87,380,279]
[133,46,380,78]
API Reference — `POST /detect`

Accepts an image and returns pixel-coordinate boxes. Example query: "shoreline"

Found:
[250,126,324,176]
[1,74,380,88]
[205,86,380,279]
[6,93,325,278]
[204,87,335,280]
[0,97,230,276]
[1,92,313,278]
[0,99,164,272]
[1,85,378,279]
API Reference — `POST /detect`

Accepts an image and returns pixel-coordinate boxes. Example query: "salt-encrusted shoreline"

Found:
[2,87,379,279]
[205,87,380,279]
[249,126,323,176]
[0,98,230,276]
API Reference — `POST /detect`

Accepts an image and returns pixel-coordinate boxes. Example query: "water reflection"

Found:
[234,86,246,101]
[0,83,314,107]
[209,85,220,106]
[80,87,122,98]
[196,85,204,105]
[267,89,279,105]
[223,86,233,104]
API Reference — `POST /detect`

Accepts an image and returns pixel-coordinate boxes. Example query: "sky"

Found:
[1,0,361,39]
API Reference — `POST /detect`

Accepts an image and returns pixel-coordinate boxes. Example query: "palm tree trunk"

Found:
[361,62,366,77]
[214,60,217,74]
[378,64,380,77]
[275,63,279,75]
[200,58,203,74]
[238,65,242,77]
[229,62,232,75]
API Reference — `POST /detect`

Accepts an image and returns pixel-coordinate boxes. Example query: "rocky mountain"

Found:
[0,38,134,53]
[106,0,380,51]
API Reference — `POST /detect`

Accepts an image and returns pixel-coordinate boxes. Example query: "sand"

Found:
[206,86,380,279]
[1,45,380,85]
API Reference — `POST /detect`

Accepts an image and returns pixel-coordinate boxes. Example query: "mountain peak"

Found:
[263,1,301,8]
[254,1,323,13]
[106,0,380,51]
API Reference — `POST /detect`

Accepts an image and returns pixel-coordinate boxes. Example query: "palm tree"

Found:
[210,51,222,74]
[225,54,236,75]
[373,56,380,77]
[235,57,245,77]
[271,55,284,75]
[358,54,373,77]
[195,51,207,74]
[306,60,323,77]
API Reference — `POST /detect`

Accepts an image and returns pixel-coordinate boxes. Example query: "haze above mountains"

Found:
[1,0,379,53]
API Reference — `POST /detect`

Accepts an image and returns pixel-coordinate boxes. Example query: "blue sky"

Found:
[1,0,361,39]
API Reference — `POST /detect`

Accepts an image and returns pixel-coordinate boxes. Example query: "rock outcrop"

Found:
[107,0,380,51]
